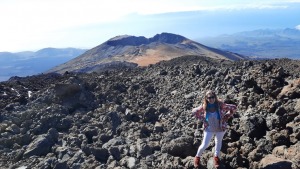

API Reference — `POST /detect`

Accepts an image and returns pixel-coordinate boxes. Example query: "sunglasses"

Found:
[207,96,215,99]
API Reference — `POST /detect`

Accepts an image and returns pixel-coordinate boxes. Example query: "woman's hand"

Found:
[223,111,233,121]
[192,106,201,116]
[223,114,230,121]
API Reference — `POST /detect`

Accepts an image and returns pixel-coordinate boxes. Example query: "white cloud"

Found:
[296,25,300,30]
[0,0,299,52]
[0,0,213,51]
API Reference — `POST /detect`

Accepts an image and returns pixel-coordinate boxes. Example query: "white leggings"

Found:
[196,131,226,157]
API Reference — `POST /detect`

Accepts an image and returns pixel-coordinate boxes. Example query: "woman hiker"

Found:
[192,90,237,168]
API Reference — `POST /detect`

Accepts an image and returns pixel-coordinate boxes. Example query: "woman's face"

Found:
[206,94,216,104]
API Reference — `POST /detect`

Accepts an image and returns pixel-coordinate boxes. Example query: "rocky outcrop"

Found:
[107,35,149,46]
[107,33,193,46]
[1,56,300,169]
[150,33,187,44]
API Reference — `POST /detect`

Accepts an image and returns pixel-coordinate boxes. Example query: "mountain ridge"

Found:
[0,48,86,82]
[197,28,300,59]
[47,33,247,74]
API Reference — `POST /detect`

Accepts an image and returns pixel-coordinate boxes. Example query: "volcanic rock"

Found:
[1,56,300,169]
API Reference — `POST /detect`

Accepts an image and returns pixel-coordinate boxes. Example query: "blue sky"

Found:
[1,0,300,52]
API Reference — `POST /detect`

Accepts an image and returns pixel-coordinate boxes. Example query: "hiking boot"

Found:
[194,156,200,168]
[214,156,220,168]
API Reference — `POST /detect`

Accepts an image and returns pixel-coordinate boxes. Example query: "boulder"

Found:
[259,154,292,169]
[23,128,58,158]
[161,135,195,158]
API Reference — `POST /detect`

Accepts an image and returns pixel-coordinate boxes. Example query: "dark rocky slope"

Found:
[0,56,300,169]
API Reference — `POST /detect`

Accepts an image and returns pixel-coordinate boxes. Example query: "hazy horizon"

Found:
[1,0,300,52]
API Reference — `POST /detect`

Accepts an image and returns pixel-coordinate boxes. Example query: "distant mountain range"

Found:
[197,28,300,59]
[47,33,246,74]
[2,29,299,82]
[0,48,86,81]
